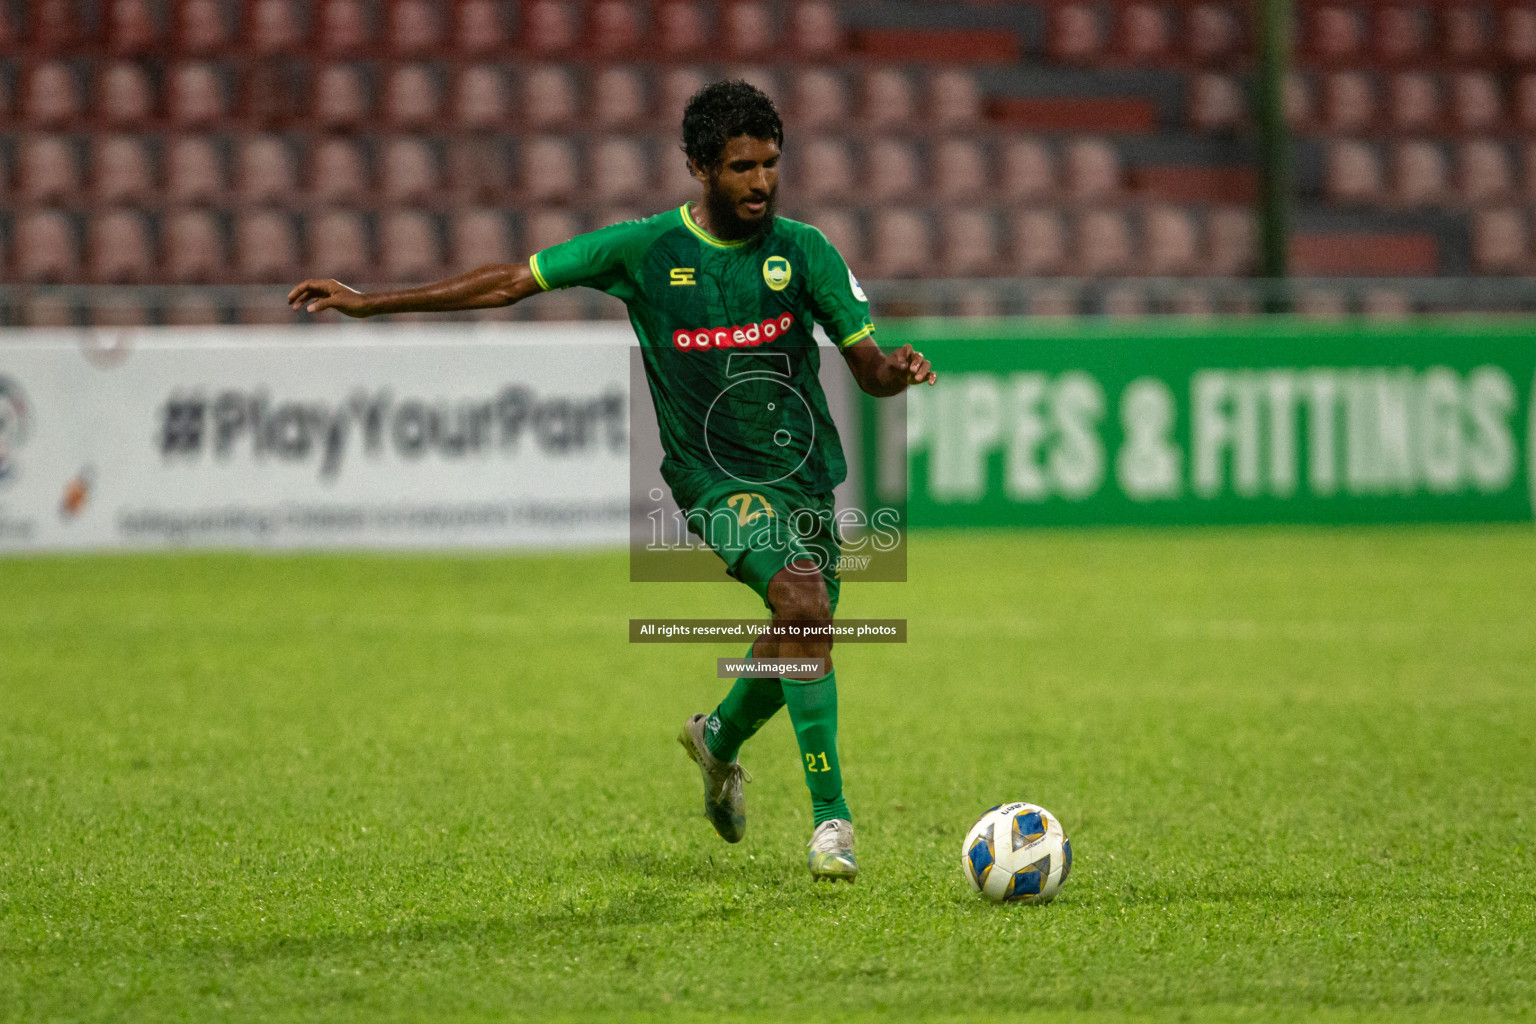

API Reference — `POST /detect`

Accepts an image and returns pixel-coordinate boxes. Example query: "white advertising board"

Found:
[0,325,633,551]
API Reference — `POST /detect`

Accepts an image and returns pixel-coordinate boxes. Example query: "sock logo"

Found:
[705,714,721,735]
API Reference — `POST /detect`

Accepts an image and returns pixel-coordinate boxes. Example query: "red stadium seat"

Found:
[1028,287,1078,317]
[235,210,299,282]
[860,68,916,131]
[1010,209,1067,276]
[869,209,931,279]
[1505,7,1536,65]
[940,210,1002,277]
[246,0,303,53]
[162,209,228,283]
[525,210,582,255]
[591,67,649,128]
[1308,6,1365,63]
[379,137,441,203]
[658,144,698,203]
[803,208,863,269]
[1325,140,1384,206]
[1451,73,1501,134]
[1390,141,1448,207]
[656,1,709,58]
[452,65,509,129]
[1442,6,1491,61]
[1524,142,1536,201]
[165,136,225,204]
[447,137,510,203]
[30,0,83,51]
[164,295,225,324]
[1049,4,1105,64]
[523,65,579,128]
[23,62,82,127]
[999,137,1056,201]
[174,0,230,53]
[521,137,581,204]
[450,209,513,268]
[382,64,441,128]
[379,211,441,280]
[789,2,843,59]
[88,209,153,283]
[235,136,299,205]
[166,63,227,127]
[1062,138,1121,200]
[725,67,778,105]
[313,63,372,128]
[866,139,920,202]
[723,2,776,59]
[790,69,848,129]
[1374,5,1428,64]
[309,137,372,204]
[1207,206,1256,275]
[794,138,853,203]
[1284,71,1313,130]
[929,69,982,128]
[92,296,151,327]
[657,67,707,128]
[1470,208,1528,273]
[97,62,156,127]
[454,0,508,55]
[1387,73,1440,133]
[1323,72,1375,133]
[1189,73,1245,133]
[388,0,442,54]
[1103,286,1148,318]
[1295,287,1347,319]
[1518,75,1536,131]
[589,137,650,204]
[21,296,78,327]
[1187,3,1241,62]
[1458,140,1514,204]
[17,136,82,203]
[92,135,155,204]
[1361,288,1412,320]
[107,0,160,53]
[1141,205,1201,275]
[1169,285,1215,317]
[315,0,373,53]
[524,1,579,55]
[933,139,989,203]
[1074,209,1133,275]
[1119,4,1172,63]
[307,209,371,280]
[590,0,645,56]
[241,61,304,126]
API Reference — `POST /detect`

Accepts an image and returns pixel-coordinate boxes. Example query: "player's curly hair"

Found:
[681,80,784,170]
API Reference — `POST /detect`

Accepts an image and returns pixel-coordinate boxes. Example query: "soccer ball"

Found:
[961,802,1072,904]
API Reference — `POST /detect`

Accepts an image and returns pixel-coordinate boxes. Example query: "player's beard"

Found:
[704,180,777,241]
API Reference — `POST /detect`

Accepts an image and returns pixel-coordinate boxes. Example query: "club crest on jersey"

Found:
[673,313,796,352]
[762,256,792,292]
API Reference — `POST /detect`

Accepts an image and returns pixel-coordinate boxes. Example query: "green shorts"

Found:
[683,482,843,615]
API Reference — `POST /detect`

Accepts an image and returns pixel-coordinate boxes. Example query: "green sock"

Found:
[704,646,785,763]
[783,669,850,825]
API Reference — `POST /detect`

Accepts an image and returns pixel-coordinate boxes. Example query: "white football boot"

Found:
[678,713,750,843]
[807,818,858,883]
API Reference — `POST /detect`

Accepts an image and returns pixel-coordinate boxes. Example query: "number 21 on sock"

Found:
[804,752,831,773]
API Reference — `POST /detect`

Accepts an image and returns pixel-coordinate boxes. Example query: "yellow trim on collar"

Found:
[681,204,749,249]
[838,324,875,349]
[528,252,552,290]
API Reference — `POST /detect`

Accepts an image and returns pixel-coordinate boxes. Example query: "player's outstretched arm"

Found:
[841,339,937,398]
[287,262,543,318]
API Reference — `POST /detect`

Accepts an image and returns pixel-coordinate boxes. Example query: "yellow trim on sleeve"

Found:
[680,204,749,249]
[528,252,552,291]
[838,324,875,349]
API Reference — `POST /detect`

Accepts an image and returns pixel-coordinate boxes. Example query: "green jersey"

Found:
[529,204,875,506]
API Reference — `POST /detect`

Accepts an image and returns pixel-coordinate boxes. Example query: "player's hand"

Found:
[892,344,937,387]
[287,279,371,317]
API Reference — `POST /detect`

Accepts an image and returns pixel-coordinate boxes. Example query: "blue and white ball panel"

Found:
[961,802,1071,904]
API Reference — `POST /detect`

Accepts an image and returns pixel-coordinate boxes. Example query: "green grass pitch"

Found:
[2,527,1533,1023]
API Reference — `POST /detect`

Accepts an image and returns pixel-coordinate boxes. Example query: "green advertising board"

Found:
[869,318,1536,526]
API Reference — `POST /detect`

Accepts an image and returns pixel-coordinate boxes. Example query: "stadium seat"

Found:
[1458,140,1514,204]
[165,136,225,204]
[453,0,508,54]
[1062,138,1121,200]
[788,2,843,59]
[998,137,1056,201]
[1028,287,1078,316]
[928,69,983,128]
[869,209,930,278]
[92,296,151,327]
[307,209,371,280]
[246,0,302,53]
[1074,209,1133,275]
[382,64,441,128]
[309,137,372,204]
[315,0,372,53]
[1374,5,1428,64]
[1118,4,1172,63]
[88,209,154,283]
[940,209,1002,277]
[1102,286,1148,318]
[1323,72,1375,133]
[452,65,509,128]
[1361,288,1412,319]
[447,136,510,203]
[313,63,372,128]
[790,69,848,129]
[388,0,442,54]
[1284,72,1314,130]
[1442,6,1491,61]
[1295,287,1347,319]
[1505,6,1536,64]
[97,62,156,126]
[164,294,225,324]
[659,145,698,203]
[1049,3,1104,63]
[1142,205,1201,276]
[1169,285,1215,317]
[1188,3,1242,62]
[591,66,648,128]
[450,209,513,268]
[241,61,305,126]
[656,1,709,57]
[23,62,82,127]
[723,2,776,58]
[933,139,989,203]
[1325,140,1384,205]
[14,210,80,282]
[1518,75,1536,131]
[379,137,441,203]
[590,0,645,56]
[1391,141,1448,207]
[726,67,779,106]
[860,68,916,130]
[17,136,82,203]
[379,211,441,280]
[523,65,579,128]
[1388,73,1440,133]
[803,208,863,268]
[1207,206,1256,275]
[175,0,231,52]
[1451,73,1501,133]
[866,139,921,202]
[233,136,296,204]
[1470,207,1527,273]
[30,0,83,50]
[589,137,650,203]
[105,0,158,52]
[951,287,1001,319]
[1309,6,1365,62]
[524,1,579,55]
[521,137,581,204]
[92,135,155,204]
[166,62,228,127]
[657,67,708,128]
[1524,142,1536,200]
[1009,209,1067,276]
[1188,73,1245,133]
[524,210,582,255]
[235,209,299,281]
[162,209,228,282]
